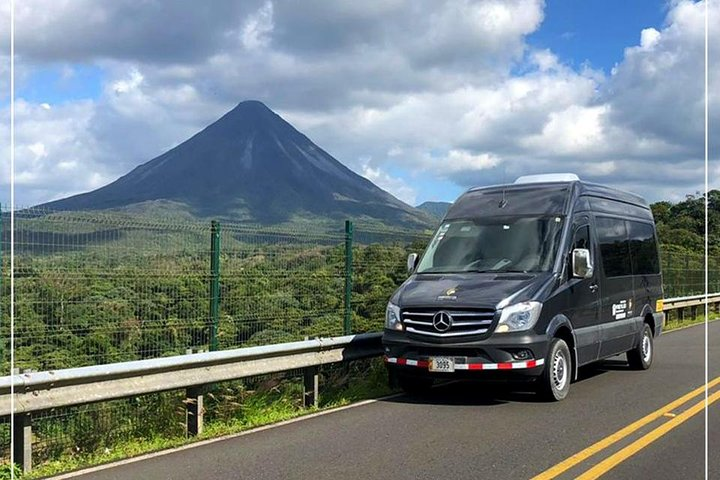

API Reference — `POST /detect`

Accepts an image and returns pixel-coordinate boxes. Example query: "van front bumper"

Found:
[382,329,549,379]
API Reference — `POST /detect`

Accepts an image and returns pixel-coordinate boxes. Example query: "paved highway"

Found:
[70,322,719,480]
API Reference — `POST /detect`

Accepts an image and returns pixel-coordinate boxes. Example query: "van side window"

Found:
[596,217,632,277]
[627,221,660,274]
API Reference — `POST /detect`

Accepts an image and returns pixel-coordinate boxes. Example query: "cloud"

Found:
[1,0,716,207]
[241,1,275,50]
[361,163,417,205]
[1,1,261,63]
[0,100,112,205]
[605,0,718,156]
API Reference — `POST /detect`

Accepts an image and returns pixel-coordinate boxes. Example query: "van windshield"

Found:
[416,216,564,274]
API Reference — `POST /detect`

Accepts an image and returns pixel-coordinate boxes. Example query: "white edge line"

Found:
[46,393,404,480]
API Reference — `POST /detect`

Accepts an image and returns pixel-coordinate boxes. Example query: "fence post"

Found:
[13,412,32,473]
[344,220,354,335]
[684,254,690,296]
[209,221,221,351]
[666,251,673,298]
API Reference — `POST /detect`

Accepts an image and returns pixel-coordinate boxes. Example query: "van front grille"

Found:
[401,308,496,338]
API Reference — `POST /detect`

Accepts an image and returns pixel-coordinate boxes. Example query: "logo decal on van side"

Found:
[612,300,628,320]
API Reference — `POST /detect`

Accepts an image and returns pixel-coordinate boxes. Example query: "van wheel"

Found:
[537,338,571,401]
[396,373,434,395]
[627,324,653,370]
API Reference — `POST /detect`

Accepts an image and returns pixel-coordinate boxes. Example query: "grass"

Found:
[664,310,719,332]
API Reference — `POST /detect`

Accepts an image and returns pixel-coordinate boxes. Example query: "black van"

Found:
[382,174,664,401]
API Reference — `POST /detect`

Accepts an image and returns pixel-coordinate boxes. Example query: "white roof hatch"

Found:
[514,173,580,184]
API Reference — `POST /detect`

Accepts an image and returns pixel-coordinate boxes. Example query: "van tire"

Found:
[537,338,571,401]
[397,373,434,395]
[627,324,653,370]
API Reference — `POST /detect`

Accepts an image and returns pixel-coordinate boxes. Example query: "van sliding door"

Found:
[596,217,638,357]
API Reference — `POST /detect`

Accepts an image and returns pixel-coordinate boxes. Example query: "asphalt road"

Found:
[72,322,720,480]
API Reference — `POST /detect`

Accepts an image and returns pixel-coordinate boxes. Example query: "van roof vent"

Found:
[514,173,580,184]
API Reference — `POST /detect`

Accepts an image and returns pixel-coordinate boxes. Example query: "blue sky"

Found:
[19,65,104,105]
[529,0,669,73]
[2,0,716,208]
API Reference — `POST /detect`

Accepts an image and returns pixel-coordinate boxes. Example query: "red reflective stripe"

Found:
[467,363,484,370]
[397,358,407,366]
[497,363,513,369]
[417,360,429,368]
[526,360,537,368]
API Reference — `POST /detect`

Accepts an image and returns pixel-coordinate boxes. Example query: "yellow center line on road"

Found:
[576,389,720,479]
[531,376,720,480]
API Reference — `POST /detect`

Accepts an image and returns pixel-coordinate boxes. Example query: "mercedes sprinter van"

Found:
[382,174,664,401]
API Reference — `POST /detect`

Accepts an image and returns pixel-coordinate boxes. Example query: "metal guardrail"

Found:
[663,293,720,311]
[2,293,719,472]
[2,332,382,472]
[0,333,382,416]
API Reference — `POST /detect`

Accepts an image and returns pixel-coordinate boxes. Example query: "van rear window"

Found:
[628,221,660,274]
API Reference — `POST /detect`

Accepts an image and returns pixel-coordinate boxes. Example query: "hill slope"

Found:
[416,201,452,219]
[41,101,433,227]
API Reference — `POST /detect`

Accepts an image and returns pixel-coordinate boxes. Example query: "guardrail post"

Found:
[186,386,204,436]
[209,221,221,351]
[344,220,354,335]
[13,412,32,473]
[303,366,319,408]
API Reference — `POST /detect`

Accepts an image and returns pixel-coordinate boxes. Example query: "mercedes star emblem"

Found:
[432,311,453,332]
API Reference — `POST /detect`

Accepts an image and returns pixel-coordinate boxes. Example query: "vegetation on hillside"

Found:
[651,190,720,256]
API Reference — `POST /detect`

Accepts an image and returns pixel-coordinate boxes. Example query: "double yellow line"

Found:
[532,377,720,480]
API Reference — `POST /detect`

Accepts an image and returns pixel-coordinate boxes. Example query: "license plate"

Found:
[429,356,455,373]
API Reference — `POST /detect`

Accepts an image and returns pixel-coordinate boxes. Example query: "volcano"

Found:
[41,100,433,226]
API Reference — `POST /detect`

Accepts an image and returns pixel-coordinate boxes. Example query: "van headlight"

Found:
[496,301,542,333]
[385,302,403,331]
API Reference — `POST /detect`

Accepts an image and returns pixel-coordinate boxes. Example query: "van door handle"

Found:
[589,284,599,293]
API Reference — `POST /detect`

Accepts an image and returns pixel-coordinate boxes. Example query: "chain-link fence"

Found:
[660,245,720,297]
[0,207,436,374]
[0,207,717,373]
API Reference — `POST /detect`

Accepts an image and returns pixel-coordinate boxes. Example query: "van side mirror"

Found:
[572,248,594,279]
[407,253,419,273]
